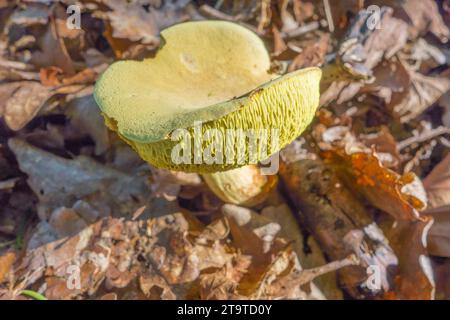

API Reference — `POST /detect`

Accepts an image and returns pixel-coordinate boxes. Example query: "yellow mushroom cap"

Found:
[94,20,322,173]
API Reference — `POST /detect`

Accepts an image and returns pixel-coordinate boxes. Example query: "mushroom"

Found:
[94,21,321,206]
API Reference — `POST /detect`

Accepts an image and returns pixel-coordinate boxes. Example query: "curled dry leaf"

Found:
[0,59,40,82]
[359,126,401,167]
[383,217,435,300]
[423,153,450,208]
[99,0,191,58]
[317,124,426,220]
[199,254,251,300]
[1,81,88,131]
[400,0,450,42]
[393,67,450,123]
[362,58,411,115]
[221,204,279,246]
[3,81,53,130]
[287,33,329,72]
[106,2,159,45]
[0,81,24,117]
[372,0,450,42]
[271,26,287,57]
[423,205,450,258]
[323,148,426,221]
[40,67,98,87]
[139,268,176,300]
[225,211,288,297]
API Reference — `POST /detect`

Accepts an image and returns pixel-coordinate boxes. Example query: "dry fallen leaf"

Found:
[321,7,409,106]
[393,67,450,123]
[106,2,160,45]
[280,158,398,298]
[8,138,150,219]
[1,80,88,131]
[66,94,110,155]
[0,251,15,284]
[30,4,75,75]
[423,205,450,258]
[423,153,450,208]
[400,0,450,42]
[288,33,329,72]
[363,58,411,114]
[383,217,435,300]
[3,81,53,130]
[323,148,426,221]
[440,91,450,127]
[99,0,191,58]
[261,203,342,300]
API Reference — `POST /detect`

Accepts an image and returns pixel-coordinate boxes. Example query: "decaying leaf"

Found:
[383,217,435,300]
[423,153,450,208]
[362,57,411,115]
[424,205,450,258]
[106,2,159,46]
[99,0,191,58]
[10,206,351,300]
[1,80,88,131]
[393,68,450,123]
[323,143,426,221]
[30,4,75,75]
[8,138,150,219]
[287,33,329,72]
[3,82,53,130]
[150,167,201,201]
[400,0,450,42]
[66,94,110,155]
[0,251,15,284]
[261,204,338,299]
[433,257,450,300]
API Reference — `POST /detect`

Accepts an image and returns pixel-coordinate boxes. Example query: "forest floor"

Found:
[0,0,449,300]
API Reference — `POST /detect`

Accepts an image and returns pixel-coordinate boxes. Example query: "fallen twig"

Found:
[282,21,320,39]
[397,126,450,151]
[323,0,335,32]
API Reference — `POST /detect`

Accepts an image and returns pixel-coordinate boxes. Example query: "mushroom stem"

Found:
[201,164,278,206]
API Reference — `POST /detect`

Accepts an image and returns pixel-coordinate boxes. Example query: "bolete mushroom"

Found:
[94,20,321,206]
